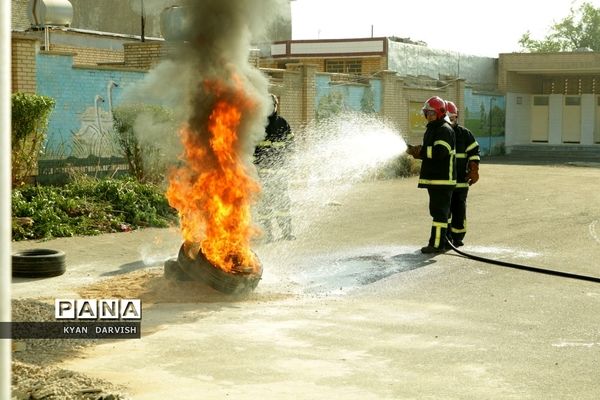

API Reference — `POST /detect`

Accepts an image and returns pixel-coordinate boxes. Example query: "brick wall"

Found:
[123,42,168,70]
[11,35,38,93]
[260,56,386,76]
[51,44,124,66]
[11,0,30,31]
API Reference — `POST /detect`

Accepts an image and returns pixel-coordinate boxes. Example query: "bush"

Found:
[375,155,421,179]
[12,177,178,241]
[11,93,55,186]
[112,104,176,183]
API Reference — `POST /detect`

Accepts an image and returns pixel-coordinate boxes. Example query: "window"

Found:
[325,59,362,75]
[533,96,549,106]
[565,96,581,106]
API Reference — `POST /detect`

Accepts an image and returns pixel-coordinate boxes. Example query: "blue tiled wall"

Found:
[36,52,146,157]
[315,74,382,114]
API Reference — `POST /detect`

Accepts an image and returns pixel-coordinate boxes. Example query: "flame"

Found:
[166,79,260,273]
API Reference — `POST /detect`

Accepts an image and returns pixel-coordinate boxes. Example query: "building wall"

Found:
[500,52,600,151]
[387,40,498,91]
[36,52,146,157]
[13,30,491,163]
[12,0,292,41]
[499,52,600,93]
[11,35,38,93]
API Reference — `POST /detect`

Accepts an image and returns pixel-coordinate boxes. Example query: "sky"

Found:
[290,0,600,57]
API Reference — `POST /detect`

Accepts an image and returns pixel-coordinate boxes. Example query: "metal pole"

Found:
[488,97,494,155]
[140,0,145,42]
[0,0,12,397]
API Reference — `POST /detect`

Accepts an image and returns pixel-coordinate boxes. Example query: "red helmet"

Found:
[446,100,458,116]
[422,96,446,119]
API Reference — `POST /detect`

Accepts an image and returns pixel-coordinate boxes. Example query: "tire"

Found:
[12,249,66,278]
[164,258,193,281]
[177,245,262,295]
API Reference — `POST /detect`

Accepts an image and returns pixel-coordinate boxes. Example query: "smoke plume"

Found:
[122,0,288,166]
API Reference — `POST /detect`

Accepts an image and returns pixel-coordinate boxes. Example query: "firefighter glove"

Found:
[406,144,422,159]
[467,161,479,185]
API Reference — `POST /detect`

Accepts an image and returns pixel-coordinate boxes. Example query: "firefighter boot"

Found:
[278,216,296,241]
[421,223,449,254]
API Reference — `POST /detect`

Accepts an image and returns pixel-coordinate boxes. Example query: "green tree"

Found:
[519,2,600,52]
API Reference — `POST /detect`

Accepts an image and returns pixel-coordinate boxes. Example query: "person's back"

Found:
[446,100,480,247]
[417,117,456,189]
[253,94,295,242]
[254,112,293,170]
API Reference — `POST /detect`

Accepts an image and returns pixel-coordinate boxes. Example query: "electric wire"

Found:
[447,241,600,284]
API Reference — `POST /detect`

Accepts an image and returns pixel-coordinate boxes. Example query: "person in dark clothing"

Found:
[406,96,456,254]
[253,94,295,242]
[445,101,480,247]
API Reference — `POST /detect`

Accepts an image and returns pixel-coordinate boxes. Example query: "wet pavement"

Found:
[11,163,600,399]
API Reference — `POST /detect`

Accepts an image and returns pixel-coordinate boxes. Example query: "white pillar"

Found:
[548,94,563,145]
[0,0,12,398]
[581,94,594,145]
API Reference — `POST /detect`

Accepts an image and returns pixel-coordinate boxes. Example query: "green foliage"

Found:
[316,92,345,121]
[376,155,421,179]
[112,104,175,183]
[519,2,600,52]
[360,87,376,114]
[12,177,177,241]
[11,92,55,186]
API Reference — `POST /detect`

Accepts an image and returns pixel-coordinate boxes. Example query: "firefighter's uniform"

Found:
[449,124,480,246]
[253,113,294,241]
[416,118,456,251]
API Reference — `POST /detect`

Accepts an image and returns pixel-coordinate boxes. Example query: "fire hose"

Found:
[446,241,600,284]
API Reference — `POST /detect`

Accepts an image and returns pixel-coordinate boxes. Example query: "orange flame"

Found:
[166,79,260,273]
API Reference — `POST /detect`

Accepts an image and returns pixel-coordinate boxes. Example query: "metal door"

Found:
[531,96,549,142]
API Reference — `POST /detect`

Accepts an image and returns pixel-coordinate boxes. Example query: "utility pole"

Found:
[0,0,11,397]
[140,0,145,42]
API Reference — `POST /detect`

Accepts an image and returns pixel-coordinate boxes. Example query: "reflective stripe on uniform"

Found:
[433,140,452,152]
[449,152,454,182]
[419,179,457,185]
[455,153,467,158]
[465,141,479,152]
[258,140,287,148]
[451,218,467,233]
[432,221,447,248]
[455,182,469,188]
[468,155,481,161]
[427,146,433,158]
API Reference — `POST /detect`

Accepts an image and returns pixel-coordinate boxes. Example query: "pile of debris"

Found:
[11,299,129,400]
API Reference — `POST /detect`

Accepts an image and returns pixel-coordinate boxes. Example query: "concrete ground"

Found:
[11,162,600,399]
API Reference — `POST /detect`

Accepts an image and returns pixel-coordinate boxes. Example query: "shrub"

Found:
[12,176,177,241]
[112,104,176,183]
[11,93,55,186]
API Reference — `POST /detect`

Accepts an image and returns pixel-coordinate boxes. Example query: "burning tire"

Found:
[12,249,66,278]
[176,245,262,295]
[164,258,193,281]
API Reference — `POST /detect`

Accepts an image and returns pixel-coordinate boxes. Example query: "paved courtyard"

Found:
[12,161,600,399]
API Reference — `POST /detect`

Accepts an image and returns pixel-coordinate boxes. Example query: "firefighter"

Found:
[406,96,456,254]
[253,94,295,242]
[445,101,480,247]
